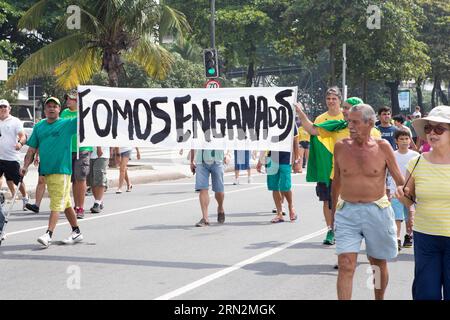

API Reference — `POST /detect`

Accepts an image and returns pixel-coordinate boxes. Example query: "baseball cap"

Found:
[345,97,364,106]
[44,96,61,106]
[64,89,77,100]
[0,99,10,107]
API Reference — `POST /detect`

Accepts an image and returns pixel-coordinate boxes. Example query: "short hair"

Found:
[394,129,411,140]
[378,106,391,116]
[350,104,376,123]
[325,86,342,100]
[415,106,420,110]
[392,114,405,124]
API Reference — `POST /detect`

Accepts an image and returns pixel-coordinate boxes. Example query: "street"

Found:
[0,171,414,300]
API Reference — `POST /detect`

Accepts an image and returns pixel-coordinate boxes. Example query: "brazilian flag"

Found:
[306,119,348,186]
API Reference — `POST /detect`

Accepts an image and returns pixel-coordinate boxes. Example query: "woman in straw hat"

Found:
[396,105,450,300]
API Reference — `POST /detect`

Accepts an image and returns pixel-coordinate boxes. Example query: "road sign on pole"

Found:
[0,60,8,81]
[205,79,221,89]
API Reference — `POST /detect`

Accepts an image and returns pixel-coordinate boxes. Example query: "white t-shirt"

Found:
[388,149,420,192]
[413,111,421,118]
[0,116,24,162]
[91,147,110,159]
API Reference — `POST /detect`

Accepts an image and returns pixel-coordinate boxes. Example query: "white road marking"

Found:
[5,185,266,238]
[154,228,328,300]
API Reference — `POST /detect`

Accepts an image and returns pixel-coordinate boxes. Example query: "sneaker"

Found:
[1,230,6,241]
[323,229,335,245]
[233,178,239,185]
[75,207,85,219]
[403,234,413,248]
[61,231,83,245]
[398,239,402,252]
[248,177,252,184]
[217,212,225,224]
[195,218,210,227]
[85,187,92,196]
[100,202,104,210]
[25,203,40,213]
[90,203,102,214]
[37,232,52,247]
[22,196,29,211]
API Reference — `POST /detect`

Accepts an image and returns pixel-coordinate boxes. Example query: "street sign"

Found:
[205,79,221,89]
[398,89,411,113]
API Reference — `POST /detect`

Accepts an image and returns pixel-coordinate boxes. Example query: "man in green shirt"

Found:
[60,89,93,219]
[21,97,83,247]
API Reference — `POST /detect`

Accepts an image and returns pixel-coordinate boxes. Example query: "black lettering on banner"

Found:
[240,95,257,140]
[210,101,225,138]
[255,96,269,140]
[78,88,91,143]
[174,95,192,143]
[113,100,133,140]
[92,99,112,137]
[133,98,152,140]
[149,97,171,144]
[226,101,244,140]
[273,89,294,143]
[192,99,211,142]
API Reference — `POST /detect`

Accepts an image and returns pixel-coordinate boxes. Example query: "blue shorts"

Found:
[195,162,224,193]
[266,162,292,192]
[335,201,398,260]
[391,198,408,221]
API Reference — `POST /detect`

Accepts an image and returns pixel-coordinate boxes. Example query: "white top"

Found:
[91,147,110,159]
[388,149,420,193]
[412,111,421,118]
[0,115,24,162]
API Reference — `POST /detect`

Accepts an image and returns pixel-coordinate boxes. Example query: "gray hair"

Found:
[350,103,376,123]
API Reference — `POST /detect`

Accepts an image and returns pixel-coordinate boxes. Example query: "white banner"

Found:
[78,85,297,151]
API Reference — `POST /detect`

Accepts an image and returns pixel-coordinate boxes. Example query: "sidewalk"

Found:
[0,160,255,200]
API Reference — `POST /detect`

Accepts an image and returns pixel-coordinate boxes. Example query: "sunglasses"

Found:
[0,105,8,109]
[424,124,449,135]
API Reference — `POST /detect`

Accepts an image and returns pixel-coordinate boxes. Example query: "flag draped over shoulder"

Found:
[306,120,348,186]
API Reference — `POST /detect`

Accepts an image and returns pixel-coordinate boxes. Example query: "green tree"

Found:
[7,0,190,89]
[418,0,450,107]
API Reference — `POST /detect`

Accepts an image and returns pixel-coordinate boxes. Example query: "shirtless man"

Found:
[332,104,405,300]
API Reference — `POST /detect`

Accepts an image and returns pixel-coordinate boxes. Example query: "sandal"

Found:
[271,216,284,223]
[217,212,225,224]
[195,218,210,227]
[289,212,298,222]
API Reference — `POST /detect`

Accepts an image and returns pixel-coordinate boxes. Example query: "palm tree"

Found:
[7,0,190,89]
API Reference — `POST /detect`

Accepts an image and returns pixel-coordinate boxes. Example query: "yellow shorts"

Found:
[46,174,72,212]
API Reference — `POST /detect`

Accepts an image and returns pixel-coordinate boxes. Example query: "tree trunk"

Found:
[431,77,438,109]
[437,80,448,105]
[246,61,254,87]
[386,80,400,115]
[362,75,368,102]
[329,42,336,86]
[415,77,423,110]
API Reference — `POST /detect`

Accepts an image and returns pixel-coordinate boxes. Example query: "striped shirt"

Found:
[407,155,450,237]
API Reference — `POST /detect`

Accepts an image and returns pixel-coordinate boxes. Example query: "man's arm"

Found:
[295,102,319,136]
[20,147,37,176]
[16,131,27,151]
[381,140,405,188]
[292,134,301,173]
[190,149,196,174]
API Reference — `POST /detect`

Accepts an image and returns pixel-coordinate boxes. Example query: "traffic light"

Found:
[203,48,219,78]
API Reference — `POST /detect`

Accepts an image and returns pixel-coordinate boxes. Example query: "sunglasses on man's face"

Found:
[424,124,449,135]
[0,105,8,109]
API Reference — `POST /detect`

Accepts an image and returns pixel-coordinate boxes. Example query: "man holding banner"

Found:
[21,97,83,247]
[190,149,230,227]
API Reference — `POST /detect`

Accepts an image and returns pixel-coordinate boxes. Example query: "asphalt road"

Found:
[0,171,414,300]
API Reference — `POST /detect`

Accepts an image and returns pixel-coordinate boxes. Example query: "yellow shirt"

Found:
[407,156,450,237]
[298,126,310,142]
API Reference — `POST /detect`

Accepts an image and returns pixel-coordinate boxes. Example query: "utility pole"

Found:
[210,0,216,49]
[342,43,347,100]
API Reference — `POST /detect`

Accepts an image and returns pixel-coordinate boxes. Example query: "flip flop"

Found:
[289,213,298,222]
[271,216,284,223]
